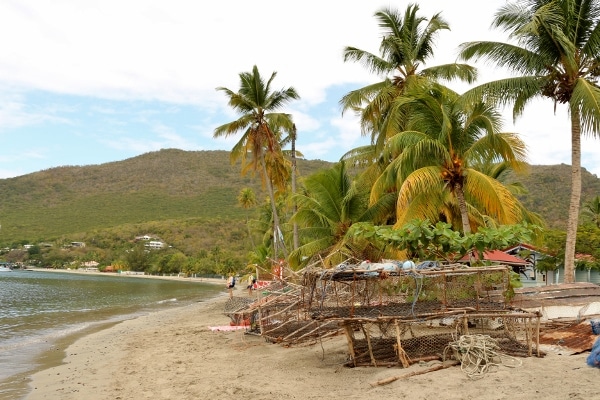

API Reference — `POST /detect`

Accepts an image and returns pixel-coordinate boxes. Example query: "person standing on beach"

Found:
[227,274,235,298]
[247,274,255,296]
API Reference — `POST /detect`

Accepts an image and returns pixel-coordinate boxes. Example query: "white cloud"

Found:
[0,0,598,178]
[0,92,71,131]
[297,138,339,160]
[290,110,321,133]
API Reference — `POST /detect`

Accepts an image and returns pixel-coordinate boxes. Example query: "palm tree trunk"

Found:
[291,125,299,251]
[564,110,582,284]
[455,183,471,234]
[260,155,288,259]
[245,213,255,248]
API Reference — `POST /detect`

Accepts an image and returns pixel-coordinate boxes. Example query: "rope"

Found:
[445,334,522,380]
[403,270,424,318]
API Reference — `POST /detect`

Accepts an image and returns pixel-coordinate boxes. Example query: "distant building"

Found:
[145,241,165,249]
[135,235,154,241]
[81,261,99,268]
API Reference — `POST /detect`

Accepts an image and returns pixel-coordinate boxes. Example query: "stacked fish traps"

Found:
[303,262,542,367]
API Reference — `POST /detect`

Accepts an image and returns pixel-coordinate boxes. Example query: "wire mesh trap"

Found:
[224,263,542,368]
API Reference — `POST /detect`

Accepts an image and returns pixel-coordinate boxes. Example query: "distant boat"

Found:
[0,262,13,272]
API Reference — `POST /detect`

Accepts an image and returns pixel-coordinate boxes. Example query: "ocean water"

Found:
[0,269,223,399]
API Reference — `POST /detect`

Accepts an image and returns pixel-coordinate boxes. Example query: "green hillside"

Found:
[511,164,600,229]
[0,149,331,244]
[0,149,598,248]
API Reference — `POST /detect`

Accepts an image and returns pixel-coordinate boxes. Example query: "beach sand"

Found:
[26,293,599,400]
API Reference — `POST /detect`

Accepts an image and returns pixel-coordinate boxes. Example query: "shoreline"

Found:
[1,270,229,400]
[24,294,600,400]
[25,267,227,286]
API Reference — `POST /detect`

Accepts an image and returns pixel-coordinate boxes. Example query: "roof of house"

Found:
[459,249,532,266]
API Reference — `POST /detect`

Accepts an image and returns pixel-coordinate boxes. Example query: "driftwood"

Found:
[370,360,460,387]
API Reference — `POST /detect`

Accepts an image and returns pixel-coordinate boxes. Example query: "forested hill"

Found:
[0,149,597,244]
[512,164,600,229]
[0,149,330,243]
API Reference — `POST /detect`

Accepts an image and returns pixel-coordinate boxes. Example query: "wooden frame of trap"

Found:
[303,264,542,367]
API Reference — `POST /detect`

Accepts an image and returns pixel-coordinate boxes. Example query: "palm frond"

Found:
[572,78,600,135]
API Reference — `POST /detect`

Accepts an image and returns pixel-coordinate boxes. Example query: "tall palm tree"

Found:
[372,83,530,233]
[214,65,299,259]
[290,124,299,250]
[340,4,477,155]
[289,162,393,269]
[458,0,600,282]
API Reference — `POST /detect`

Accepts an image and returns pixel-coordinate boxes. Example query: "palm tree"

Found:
[340,4,477,155]
[289,162,392,268]
[472,160,545,229]
[290,124,299,250]
[372,83,530,233]
[214,65,299,259]
[582,195,600,228]
[457,0,600,282]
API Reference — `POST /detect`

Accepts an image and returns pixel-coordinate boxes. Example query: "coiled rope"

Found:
[445,334,522,379]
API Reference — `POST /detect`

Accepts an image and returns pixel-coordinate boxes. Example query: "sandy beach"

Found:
[22,288,599,400]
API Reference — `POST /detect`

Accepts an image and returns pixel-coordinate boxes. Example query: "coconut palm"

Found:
[472,160,545,229]
[289,124,299,250]
[372,83,530,234]
[289,162,394,269]
[582,195,600,228]
[340,4,477,156]
[457,0,600,282]
[214,65,299,259]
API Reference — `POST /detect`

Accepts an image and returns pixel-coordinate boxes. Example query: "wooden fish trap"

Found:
[303,265,542,367]
[232,281,342,344]
[339,310,541,367]
[304,265,513,317]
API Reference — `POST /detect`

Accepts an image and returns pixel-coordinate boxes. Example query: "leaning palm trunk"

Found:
[291,125,299,251]
[261,156,288,259]
[564,110,582,284]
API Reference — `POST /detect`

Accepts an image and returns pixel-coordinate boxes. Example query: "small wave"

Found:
[0,323,92,353]
[156,298,177,304]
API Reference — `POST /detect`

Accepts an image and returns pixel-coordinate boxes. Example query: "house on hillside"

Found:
[145,241,165,249]
[135,235,154,241]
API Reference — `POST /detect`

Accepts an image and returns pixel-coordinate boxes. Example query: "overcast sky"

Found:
[0,0,598,179]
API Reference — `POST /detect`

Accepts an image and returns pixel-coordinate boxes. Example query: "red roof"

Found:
[459,250,531,265]
[576,253,596,262]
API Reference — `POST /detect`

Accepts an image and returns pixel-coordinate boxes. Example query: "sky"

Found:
[0,0,599,180]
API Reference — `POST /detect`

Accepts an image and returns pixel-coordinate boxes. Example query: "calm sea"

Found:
[0,269,223,400]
